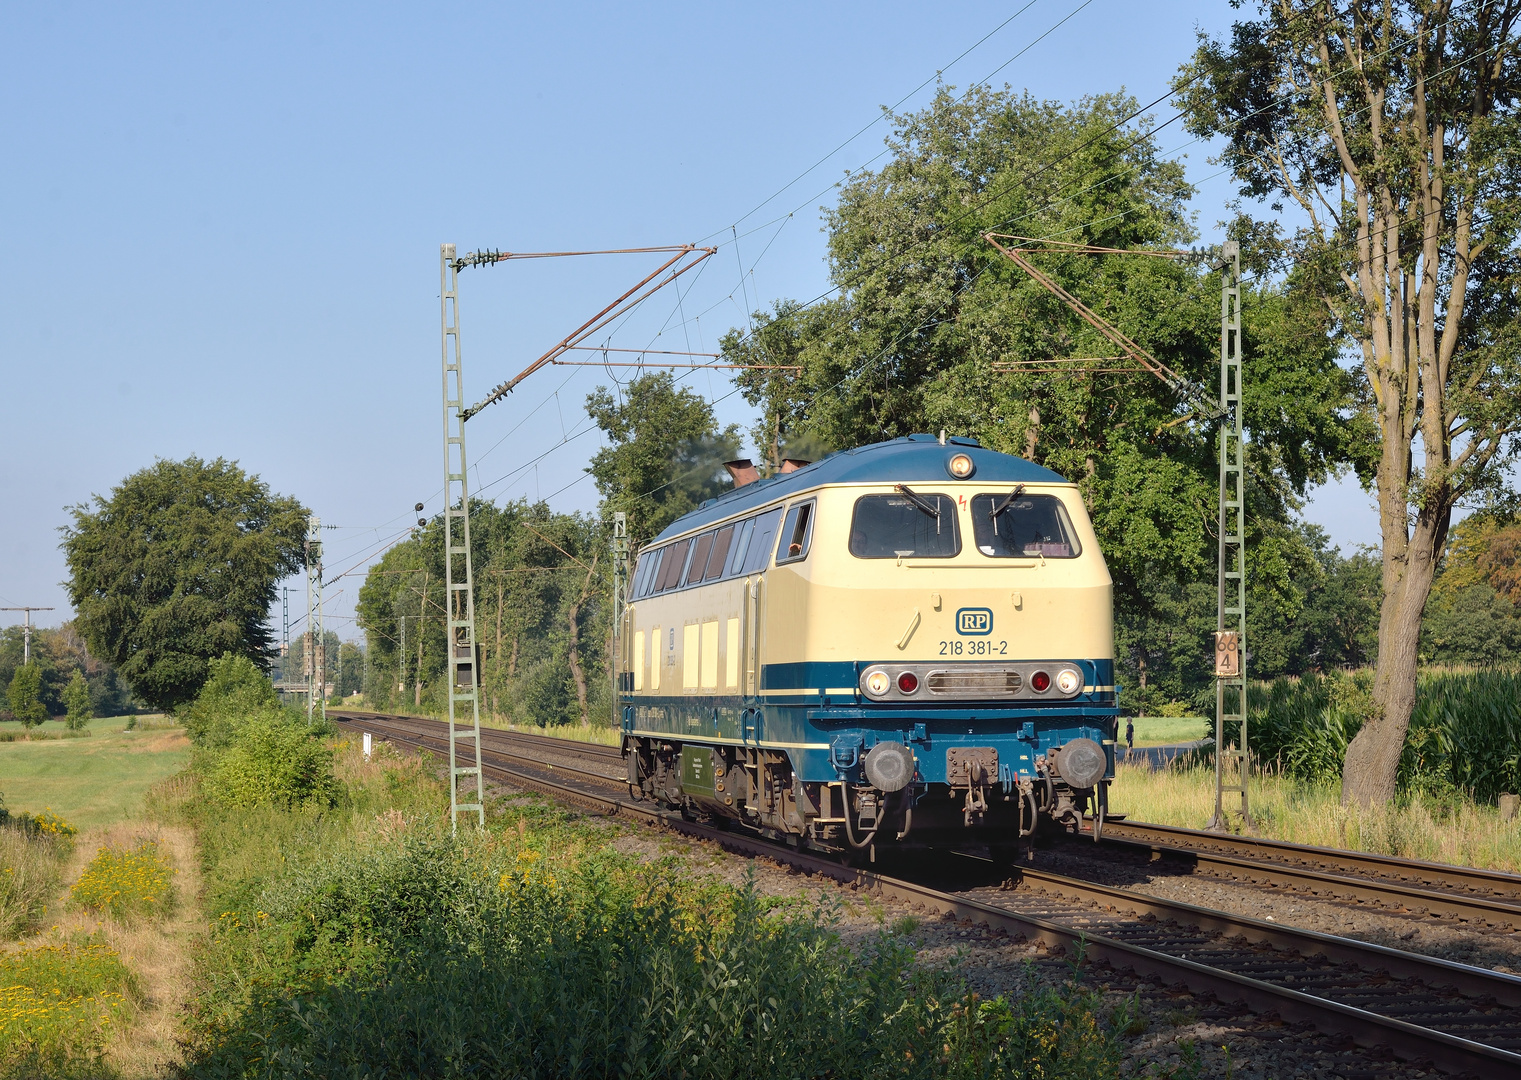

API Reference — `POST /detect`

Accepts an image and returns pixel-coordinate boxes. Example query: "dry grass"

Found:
[486,720,622,747]
[0,830,68,939]
[1111,761,1521,874]
[8,815,203,1076]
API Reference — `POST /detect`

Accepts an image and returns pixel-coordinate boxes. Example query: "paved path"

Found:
[1116,739,1212,768]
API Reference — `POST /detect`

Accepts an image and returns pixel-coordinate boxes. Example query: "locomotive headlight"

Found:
[1056,668,1081,695]
[864,669,891,697]
[947,452,975,479]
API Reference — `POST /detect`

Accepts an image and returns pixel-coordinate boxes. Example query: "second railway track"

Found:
[333,710,1521,1078]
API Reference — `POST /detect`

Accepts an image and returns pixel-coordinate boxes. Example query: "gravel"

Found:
[1033,842,1521,975]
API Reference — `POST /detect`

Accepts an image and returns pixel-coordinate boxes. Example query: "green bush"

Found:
[184,833,1121,1080]
[204,711,338,809]
[179,653,281,751]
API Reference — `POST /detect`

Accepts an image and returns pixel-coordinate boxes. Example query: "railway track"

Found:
[1100,817,1521,906]
[332,710,1521,1078]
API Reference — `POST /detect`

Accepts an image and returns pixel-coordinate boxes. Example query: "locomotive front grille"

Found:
[926,669,1023,696]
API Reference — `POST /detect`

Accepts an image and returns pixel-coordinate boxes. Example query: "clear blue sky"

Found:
[0,0,1376,641]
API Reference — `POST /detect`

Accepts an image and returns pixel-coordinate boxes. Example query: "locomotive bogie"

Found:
[616,436,1119,853]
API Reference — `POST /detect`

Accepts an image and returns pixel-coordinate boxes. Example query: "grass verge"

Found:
[0,722,189,830]
[1111,761,1521,873]
[174,738,1125,1079]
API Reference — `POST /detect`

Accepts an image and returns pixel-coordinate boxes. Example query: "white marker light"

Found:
[865,670,891,696]
[947,452,975,479]
[1056,669,1081,695]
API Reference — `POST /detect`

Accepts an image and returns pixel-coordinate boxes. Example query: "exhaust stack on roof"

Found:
[780,459,811,473]
[724,459,760,487]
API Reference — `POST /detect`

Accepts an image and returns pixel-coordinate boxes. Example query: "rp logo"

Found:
[956,607,993,636]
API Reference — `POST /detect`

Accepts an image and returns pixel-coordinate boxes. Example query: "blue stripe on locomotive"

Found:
[622,657,1117,786]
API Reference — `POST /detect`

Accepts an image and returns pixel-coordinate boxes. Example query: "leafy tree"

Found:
[1177,2,1521,804]
[721,86,1362,708]
[357,499,612,727]
[1422,582,1521,664]
[336,642,364,698]
[6,664,46,727]
[62,457,307,712]
[586,372,742,548]
[62,671,93,730]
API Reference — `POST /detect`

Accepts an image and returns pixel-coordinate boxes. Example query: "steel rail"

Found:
[1081,827,1521,930]
[344,711,1521,1077]
[1100,819,1521,903]
[333,710,624,764]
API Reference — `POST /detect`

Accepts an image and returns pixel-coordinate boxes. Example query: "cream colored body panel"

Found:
[625,482,1111,695]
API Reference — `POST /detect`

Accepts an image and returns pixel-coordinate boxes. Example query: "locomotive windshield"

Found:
[971,493,1081,558]
[849,491,960,558]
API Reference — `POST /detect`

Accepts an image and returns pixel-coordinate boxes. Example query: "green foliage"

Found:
[179,653,280,752]
[0,622,134,722]
[1118,523,1380,714]
[0,941,134,1075]
[6,665,46,728]
[586,371,743,548]
[357,500,612,728]
[71,839,174,921]
[176,653,338,810]
[182,794,1123,1080]
[1421,583,1521,665]
[1249,669,1521,801]
[62,456,308,711]
[204,711,338,810]
[61,672,92,731]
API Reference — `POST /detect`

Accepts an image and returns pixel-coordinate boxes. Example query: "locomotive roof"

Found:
[651,434,1068,543]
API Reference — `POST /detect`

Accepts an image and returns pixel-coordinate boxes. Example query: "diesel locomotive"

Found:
[616,434,1117,858]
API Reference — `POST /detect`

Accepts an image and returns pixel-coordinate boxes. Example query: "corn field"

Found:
[1246,669,1521,801]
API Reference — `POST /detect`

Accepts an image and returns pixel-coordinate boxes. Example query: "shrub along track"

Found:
[332,710,1521,1078]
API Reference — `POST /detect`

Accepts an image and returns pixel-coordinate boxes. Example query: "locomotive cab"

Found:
[619,435,1117,857]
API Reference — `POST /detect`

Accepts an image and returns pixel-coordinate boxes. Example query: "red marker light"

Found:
[897,671,920,694]
[1030,670,1051,693]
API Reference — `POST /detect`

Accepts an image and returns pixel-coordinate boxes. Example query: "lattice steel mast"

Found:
[1208,241,1250,831]
[440,244,486,832]
[304,517,325,723]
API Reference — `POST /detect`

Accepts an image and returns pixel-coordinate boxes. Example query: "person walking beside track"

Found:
[1125,718,1134,753]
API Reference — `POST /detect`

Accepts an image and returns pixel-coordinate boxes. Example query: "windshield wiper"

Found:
[988,484,1026,520]
[893,484,941,519]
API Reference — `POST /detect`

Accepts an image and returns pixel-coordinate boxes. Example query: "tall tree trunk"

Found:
[566,553,599,727]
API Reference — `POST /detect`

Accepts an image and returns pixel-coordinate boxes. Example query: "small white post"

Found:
[363,732,373,761]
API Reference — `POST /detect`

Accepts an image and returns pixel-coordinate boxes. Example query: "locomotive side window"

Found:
[655,538,691,592]
[683,531,716,587]
[741,508,784,574]
[634,548,661,598]
[849,491,960,558]
[971,493,1082,558]
[775,500,816,565]
[704,525,735,581]
[724,518,755,576]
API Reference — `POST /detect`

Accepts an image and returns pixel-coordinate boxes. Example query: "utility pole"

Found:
[304,516,325,724]
[440,244,485,832]
[0,608,54,665]
[1208,241,1250,831]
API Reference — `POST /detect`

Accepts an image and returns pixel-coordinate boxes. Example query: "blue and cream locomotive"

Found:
[617,434,1117,856]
